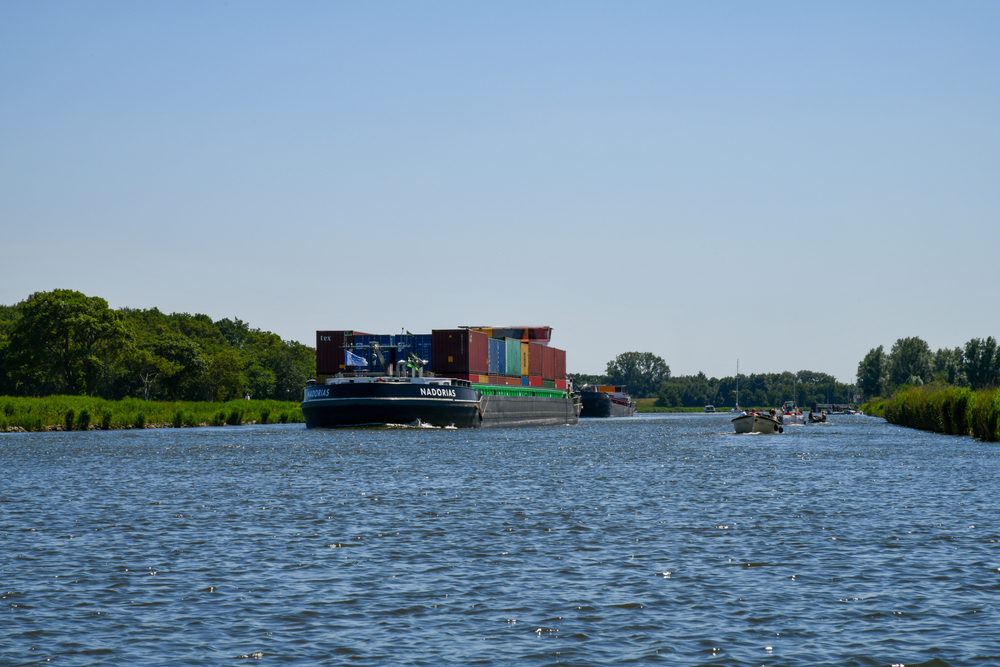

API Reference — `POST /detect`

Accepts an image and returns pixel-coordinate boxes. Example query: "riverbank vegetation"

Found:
[0,395,304,432]
[857,335,999,441]
[863,385,1000,442]
[0,290,314,403]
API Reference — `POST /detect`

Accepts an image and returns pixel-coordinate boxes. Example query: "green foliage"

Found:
[101,410,112,430]
[963,337,1000,390]
[226,408,243,426]
[77,408,91,431]
[857,346,886,400]
[134,412,146,429]
[64,409,75,432]
[7,290,132,396]
[883,385,1000,442]
[658,370,852,410]
[605,352,670,399]
[259,409,270,425]
[886,337,933,389]
[172,410,183,428]
[0,291,315,403]
[212,411,225,427]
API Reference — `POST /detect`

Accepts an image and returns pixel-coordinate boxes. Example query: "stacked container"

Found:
[316,330,372,376]
[432,329,489,378]
[505,338,521,376]
[554,348,567,389]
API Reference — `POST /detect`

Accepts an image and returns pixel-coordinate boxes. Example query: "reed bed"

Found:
[879,385,1000,442]
[0,396,304,432]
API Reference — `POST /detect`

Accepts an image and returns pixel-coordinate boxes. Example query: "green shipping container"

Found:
[505,337,521,376]
[542,380,556,388]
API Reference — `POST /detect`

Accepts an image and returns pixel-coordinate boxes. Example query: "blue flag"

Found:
[346,350,368,367]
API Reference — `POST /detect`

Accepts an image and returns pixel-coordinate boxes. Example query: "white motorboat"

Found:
[732,412,783,434]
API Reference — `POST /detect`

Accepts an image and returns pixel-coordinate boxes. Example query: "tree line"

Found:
[569,351,853,408]
[0,289,315,402]
[856,335,999,400]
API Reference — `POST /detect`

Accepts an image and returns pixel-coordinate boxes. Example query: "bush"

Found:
[16,414,43,432]
[64,409,75,432]
[101,410,113,430]
[259,409,270,425]
[212,411,225,427]
[134,412,146,429]
[278,411,289,424]
[226,408,243,426]
[77,408,91,431]
[182,412,198,427]
[0,415,8,431]
[172,410,183,429]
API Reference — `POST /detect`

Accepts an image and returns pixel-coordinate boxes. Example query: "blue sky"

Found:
[2,1,998,382]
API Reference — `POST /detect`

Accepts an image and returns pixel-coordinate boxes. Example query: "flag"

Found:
[346,350,368,367]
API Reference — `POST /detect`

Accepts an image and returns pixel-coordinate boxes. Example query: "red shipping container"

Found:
[528,375,543,387]
[316,331,365,375]
[432,329,489,375]
[542,346,556,381]
[553,348,566,379]
[488,375,501,385]
[528,342,544,376]
[555,379,567,390]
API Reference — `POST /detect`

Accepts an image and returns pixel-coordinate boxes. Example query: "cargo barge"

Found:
[580,385,636,418]
[302,327,580,429]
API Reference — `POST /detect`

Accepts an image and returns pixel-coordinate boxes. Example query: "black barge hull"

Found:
[580,391,635,418]
[302,379,578,429]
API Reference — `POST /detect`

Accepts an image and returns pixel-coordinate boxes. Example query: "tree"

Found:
[886,337,932,389]
[605,351,670,399]
[8,290,131,395]
[857,345,886,400]
[963,337,1000,390]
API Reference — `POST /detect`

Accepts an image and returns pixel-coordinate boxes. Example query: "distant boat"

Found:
[780,400,807,426]
[732,411,783,434]
[704,405,716,413]
[580,384,636,418]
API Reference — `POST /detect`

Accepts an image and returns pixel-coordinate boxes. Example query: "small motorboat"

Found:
[732,411,783,434]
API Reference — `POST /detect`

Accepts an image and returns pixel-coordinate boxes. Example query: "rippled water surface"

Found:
[3,414,1000,666]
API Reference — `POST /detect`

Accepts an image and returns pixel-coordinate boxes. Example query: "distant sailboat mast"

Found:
[734,359,740,412]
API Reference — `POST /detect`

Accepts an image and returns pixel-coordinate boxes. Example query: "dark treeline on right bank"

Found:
[857,335,1000,400]
[858,335,1000,442]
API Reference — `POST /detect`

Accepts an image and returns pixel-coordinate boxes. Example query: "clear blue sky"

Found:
[2,1,998,382]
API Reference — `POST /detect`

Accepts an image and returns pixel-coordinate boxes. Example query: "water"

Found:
[3,414,1000,666]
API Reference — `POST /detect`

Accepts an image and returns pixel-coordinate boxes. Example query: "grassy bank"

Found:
[0,395,304,432]
[871,386,1000,442]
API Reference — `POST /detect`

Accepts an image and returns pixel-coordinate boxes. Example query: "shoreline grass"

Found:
[869,385,1000,442]
[0,395,304,433]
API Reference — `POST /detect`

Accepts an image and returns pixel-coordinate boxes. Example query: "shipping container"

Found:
[316,330,373,375]
[543,380,556,389]
[554,348,566,379]
[528,342,544,376]
[542,346,556,381]
[505,338,521,376]
[529,375,543,387]
[432,329,489,375]
[555,379,567,390]
[521,376,530,386]
[488,375,501,384]
[520,343,529,376]
[488,338,508,375]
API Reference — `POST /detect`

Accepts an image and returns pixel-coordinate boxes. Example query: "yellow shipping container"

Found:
[521,342,530,377]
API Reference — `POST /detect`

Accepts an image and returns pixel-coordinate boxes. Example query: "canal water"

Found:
[2,414,999,665]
